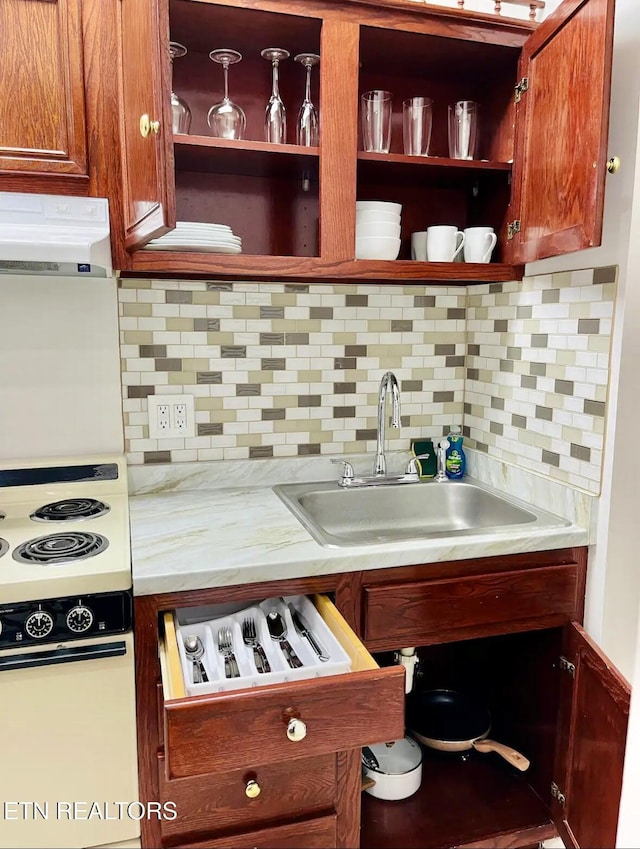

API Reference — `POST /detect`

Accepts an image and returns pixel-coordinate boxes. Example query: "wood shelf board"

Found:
[360,748,554,849]
[174,135,319,178]
[127,252,522,283]
[357,153,512,189]
[358,152,511,172]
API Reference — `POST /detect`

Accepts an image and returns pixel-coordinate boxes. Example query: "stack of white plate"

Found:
[143,221,242,254]
[356,201,402,260]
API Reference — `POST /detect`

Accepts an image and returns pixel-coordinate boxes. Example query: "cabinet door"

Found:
[552,621,630,848]
[509,0,615,263]
[118,0,174,249]
[0,0,88,187]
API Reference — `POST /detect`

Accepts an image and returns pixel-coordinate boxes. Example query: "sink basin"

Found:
[273,479,566,548]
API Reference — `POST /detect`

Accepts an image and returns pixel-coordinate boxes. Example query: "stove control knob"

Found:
[66,605,94,634]
[25,610,55,640]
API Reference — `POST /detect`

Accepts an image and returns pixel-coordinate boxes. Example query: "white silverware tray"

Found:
[174,595,351,696]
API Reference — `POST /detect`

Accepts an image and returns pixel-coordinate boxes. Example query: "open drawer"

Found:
[158,594,405,779]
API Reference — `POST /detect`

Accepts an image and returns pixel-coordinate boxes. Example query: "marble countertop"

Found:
[128,451,594,597]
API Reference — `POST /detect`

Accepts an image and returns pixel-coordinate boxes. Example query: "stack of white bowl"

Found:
[356,201,402,260]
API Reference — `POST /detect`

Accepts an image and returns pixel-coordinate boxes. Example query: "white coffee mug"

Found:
[426,226,465,262]
[463,227,497,263]
[411,231,428,261]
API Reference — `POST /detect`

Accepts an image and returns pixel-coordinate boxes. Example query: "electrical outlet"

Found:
[148,395,195,439]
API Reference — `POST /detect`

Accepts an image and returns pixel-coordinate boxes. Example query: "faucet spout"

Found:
[375,371,400,475]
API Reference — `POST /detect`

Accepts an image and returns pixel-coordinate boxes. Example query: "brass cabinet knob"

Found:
[286,717,307,742]
[245,779,261,799]
[139,114,161,138]
[607,156,621,174]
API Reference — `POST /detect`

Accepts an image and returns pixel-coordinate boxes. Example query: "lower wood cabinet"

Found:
[179,813,339,848]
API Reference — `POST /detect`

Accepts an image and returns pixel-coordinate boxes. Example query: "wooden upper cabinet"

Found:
[552,622,630,849]
[0,0,88,189]
[509,0,615,264]
[117,0,175,249]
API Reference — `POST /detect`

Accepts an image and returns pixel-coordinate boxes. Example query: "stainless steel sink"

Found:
[273,479,567,548]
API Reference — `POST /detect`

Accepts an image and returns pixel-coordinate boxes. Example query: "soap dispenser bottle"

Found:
[445,425,466,479]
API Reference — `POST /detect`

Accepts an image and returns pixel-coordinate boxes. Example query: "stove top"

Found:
[0,456,131,604]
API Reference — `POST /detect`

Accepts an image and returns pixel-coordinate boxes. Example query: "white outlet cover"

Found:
[148,395,195,439]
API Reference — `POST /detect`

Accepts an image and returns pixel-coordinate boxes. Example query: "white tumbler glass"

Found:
[448,100,478,160]
[361,90,392,153]
[403,97,433,156]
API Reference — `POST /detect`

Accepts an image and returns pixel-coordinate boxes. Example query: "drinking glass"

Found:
[361,90,392,153]
[262,48,290,144]
[403,97,433,156]
[207,49,246,140]
[448,100,478,160]
[169,42,191,134]
[294,53,320,147]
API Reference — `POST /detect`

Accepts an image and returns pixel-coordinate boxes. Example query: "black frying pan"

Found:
[407,689,530,772]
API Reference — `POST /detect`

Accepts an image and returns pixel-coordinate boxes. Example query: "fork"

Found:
[217,626,240,678]
[242,617,271,674]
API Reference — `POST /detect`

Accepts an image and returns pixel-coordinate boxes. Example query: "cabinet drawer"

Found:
[179,813,338,848]
[159,594,404,778]
[364,564,580,649]
[158,751,336,842]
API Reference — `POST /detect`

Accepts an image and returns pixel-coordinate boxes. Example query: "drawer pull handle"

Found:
[245,779,261,799]
[286,717,307,742]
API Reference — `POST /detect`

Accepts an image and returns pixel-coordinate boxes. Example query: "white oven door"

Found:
[0,632,139,849]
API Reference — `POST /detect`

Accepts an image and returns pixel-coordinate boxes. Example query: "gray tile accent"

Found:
[260,306,284,319]
[415,295,436,307]
[464,402,472,414]
[345,344,367,357]
[310,307,333,319]
[555,379,574,396]
[334,406,356,417]
[521,375,537,389]
[491,397,505,410]
[334,382,356,393]
[261,358,286,370]
[447,308,466,319]
[570,443,591,462]
[391,320,413,332]
[298,443,321,455]
[468,344,480,356]
[356,429,378,441]
[435,344,456,356]
[400,415,410,428]
[197,371,222,384]
[402,380,422,391]
[506,346,522,360]
[250,446,274,459]
[490,421,504,436]
[530,362,547,377]
[334,357,356,370]
[584,399,605,417]
[284,284,309,293]
[298,395,322,407]
[140,345,166,357]
[128,386,155,398]
[221,346,247,358]
[578,318,600,334]
[494,320,508,332]
[489,283,503,294]
[531,334,548,348]
[166,290,192,304]
[535,405,553,421]
[237,384,261,396]
[542,449,561,468]
[197,423,223,436]
[475,441,489,453]
[194,318,220,332]
[285,333,309,344]
[499,359,514,372]
[206,282,233,291]
[260,332,285,345]
[593,266,617,284]
[346,294,368,306]
[262,408,286,420]
[542,289,560,303]
[447,355,465,367]
[156,358,182,371]
[434,391,454,402]
[517,306,532,319]
[144,451,171,464]
[467,368,480,381]
[512,414,527,429]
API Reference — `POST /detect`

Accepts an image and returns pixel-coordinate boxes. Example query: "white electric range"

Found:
[0,455,139,849]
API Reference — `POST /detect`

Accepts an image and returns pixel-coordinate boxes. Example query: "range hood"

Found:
[0,192,112,277]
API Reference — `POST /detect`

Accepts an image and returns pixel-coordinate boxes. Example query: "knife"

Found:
[288,603,329,662]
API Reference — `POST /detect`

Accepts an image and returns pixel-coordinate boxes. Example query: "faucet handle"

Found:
[406,454,430,477]
[330,458,355,481]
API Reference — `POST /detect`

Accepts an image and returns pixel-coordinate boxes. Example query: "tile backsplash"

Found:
[119,267,616,494]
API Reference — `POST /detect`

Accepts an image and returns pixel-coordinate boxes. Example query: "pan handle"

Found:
[472,739,530,772]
